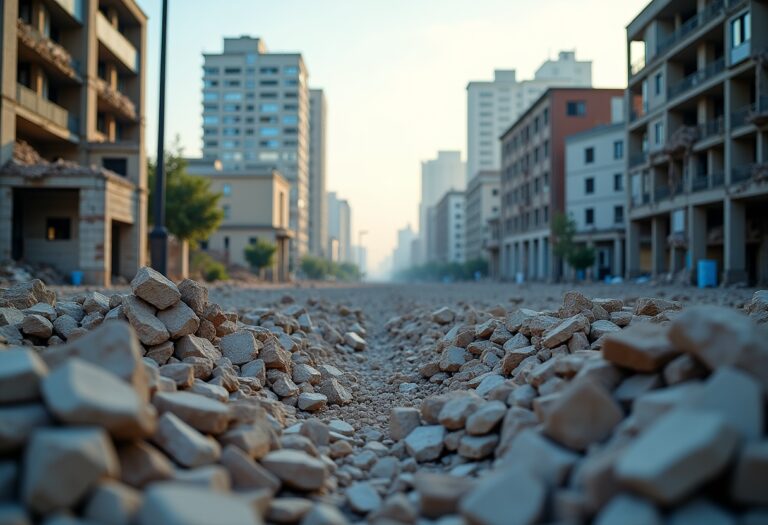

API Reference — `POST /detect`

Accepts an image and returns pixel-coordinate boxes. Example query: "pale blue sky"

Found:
[138,0,649,273]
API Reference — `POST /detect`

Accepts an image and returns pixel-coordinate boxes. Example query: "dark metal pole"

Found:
[149,0,169,274]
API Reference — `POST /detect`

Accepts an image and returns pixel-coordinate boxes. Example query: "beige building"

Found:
[625,0,768,285]
[464,170,500,264]
[0,0,147,286]
[188,160,292,282]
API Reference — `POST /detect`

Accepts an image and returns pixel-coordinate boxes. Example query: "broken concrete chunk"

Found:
[130,267,181,310]
[602,322,678,372]
[0,349,48,404]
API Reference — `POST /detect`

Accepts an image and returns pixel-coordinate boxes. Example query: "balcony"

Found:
[664,126,699,156]
[654,185,671,202]
[656,0,724,57]
[691,171,724,192]
[747,96,768,127]
[15,83,78,134]
[629,152,648,168]
[16,19,81,82]
[667,57,725,100]
[697,116,724,140]
[52,0,84,22]
[96,11,139,73]
[95,78,138,121]
[731,163,765,184]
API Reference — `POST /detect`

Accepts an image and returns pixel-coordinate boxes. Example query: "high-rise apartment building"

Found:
[418,151,465,264]
[499,88,623,281]
[467,51,593,182]
[0,0,147,286]
[201,37,309,267]
[308,88,327,258]
[392,224,416,273]
[327,191,351,263]
[434,190,465,264]
[464,170,500,263]
[625,0,768,285]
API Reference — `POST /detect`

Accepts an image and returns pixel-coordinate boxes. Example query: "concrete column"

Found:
[651,216,667,276]
[79,186,108,286]
[724,198,747,284]
[1,0,19,165]
[688,205,707,283]
[627,220,642,278]
[613,237,623,277]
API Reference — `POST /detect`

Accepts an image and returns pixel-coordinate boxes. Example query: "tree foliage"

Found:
[396,258,489,282]
[244,240,276,273]
[551,213,596,274]
[300,256,361,282]
[148,142,223,245]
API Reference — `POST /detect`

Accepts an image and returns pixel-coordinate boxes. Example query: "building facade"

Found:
[308,88,327,258]
[188,160,292,281]
[565,123,627,279]
[625,0,768,285]
[500,88,624,281]
[466,52,593,182]
[327,191,351,263]
[465,170,500,263]
[0,0,147,286]
[418,151,465,264]
[433,190,465,264]
[392,224,416,274]
[201,37,310,268]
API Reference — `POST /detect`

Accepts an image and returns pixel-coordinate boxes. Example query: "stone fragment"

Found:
[346,481,381,514]
[123,295,170,346]
[414,472,473,519]
[614,373,662,404]
[271,374,299,398]
[42,358,153,439]
[543,380,623,451]
[389,407,421,441]
[501,345,536,375]
[297,393,327,412]
[616,410,738,504]
[542,315,590,348]
[404,425,445,462]
[439,346,467,372]
[344,332,367,351]
[300,503,350,525]
[602,322,678,372]
[220,424,272,460]
[219,331,260,365]
[475,374,505,396]
[131,267,181,310]
[0,404,51,453]
[136,483,261,525]
[460,466,545,525]
[0,504,29,525]
[317,378,352,405]
[153,412,221,468]
[260,340,291,372]
[458,434,498,459]
[268,497,312,523]
[146,341,175,365]
[21,314,53,338]
[0,349,48,403]
[152,391,230,434]
[593,495,661,525]
[158,301,200,339]
[499,429,578,486]
[117,441,174,488]
[438,392,484,430]
[220,445,280,492]
[431,307,455,325]
[0,307,24,326]
[23,427,119,514]
[0,279,55,309]
[634,297,680,316]
[589,319,621,340]
[178,279,208,315]
[731,440,768,505]
[465,400,506,435]
[260,449,327,491]
[83,480,142,525]
[292,363,321,385]
[663,354,707,385]
[159,363,195,388]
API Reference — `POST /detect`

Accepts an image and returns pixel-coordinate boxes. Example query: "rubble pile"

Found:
[0,267,369,524]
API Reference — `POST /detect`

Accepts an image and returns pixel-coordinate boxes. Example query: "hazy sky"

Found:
[138,0,649,275]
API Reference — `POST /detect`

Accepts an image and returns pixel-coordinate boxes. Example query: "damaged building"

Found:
[0,0,147,286]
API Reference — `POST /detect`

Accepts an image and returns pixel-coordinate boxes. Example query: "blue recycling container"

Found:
[70,271,84,286]
[697,260,717,288]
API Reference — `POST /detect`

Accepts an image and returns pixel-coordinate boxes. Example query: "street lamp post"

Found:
[149,0,169,275]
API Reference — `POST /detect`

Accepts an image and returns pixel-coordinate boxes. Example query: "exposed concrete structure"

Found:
[625,0,768,285]
[465,170,500,263]
[433,190,465,264]
[308,88,327,258]
[0,0,147,286]
[500,88,624,281]
[187,159,292,282]
[566,122,626,279]
[467,52,593,183]
[201,37,310,269]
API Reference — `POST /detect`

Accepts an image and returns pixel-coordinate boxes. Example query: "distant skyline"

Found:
[138,0,649,276]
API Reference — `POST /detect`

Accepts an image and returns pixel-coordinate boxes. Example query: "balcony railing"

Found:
[94,78,138,120]
[16,19,81,81]
[15,83,77,133]
[654,185,671,202]
[712,171,725,188]
[732,103,754,129]
[629,152,648,168]
[732,164,755,184]
[698,116,724,140]
[692,174,710,192]
[667,57,725,100]
[96,11,139,73]
[656,0,724,56]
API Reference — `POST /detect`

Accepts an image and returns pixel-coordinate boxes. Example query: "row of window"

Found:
[503,174,551,205]
[583,141,624,164]
[503,109,551,153]
[502,141,551,181]
[202,114,299,126]
[504,206,550,233]
[202,103,299,113]
[582,206,624,226]
[203,79,299,89]
[203,65,300,76]
[582,174,624,195]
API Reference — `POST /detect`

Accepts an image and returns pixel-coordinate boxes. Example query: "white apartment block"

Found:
[201,37,310,267]
[419,151,465,264]
[566,123,627,279]
[327,191,351,263]
[466,51,593,182]
[433,191,465,264]
[309,88,327,258]
[464,171,500,263]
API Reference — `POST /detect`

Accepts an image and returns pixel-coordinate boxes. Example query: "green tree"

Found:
[244,240,276,277]
[551,212,577,261]
[300,256,329,280]
[568,245,596,273]
[148,141,224,246]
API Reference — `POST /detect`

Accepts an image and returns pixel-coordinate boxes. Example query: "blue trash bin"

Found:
[697,260,717,288]
[70,271,84,286]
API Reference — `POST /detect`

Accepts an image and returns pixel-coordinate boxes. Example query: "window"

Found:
[222,140,239,148]
[654,121,664,145]
[223,92,242,101]
[260,67,278,74]
[203,103,218,111]
[614,173,624,191]
[224,67,241,74]
[654,73,663,96]
[200,240,209,250]
[731,11,751,47]
[203,115,219,125]
[224,80,240,87]
[102,157,127,176]
[223,128,240,136]
[492,188,499,196]
[284,66,299,76]
[224,236,230,249]
[223,104,240,112]
[585,177,595,194]
[614,205,624,224]
[222,184,232,196]
[222,205,231,219]
[284,79,299,87]
[613,140,624,159]
[203,92,218,102]
[222,116,240,124]
[566,101,586,116]
[284,104,298,111]
[203,79,218,88]
[259,103,279,113]
[283,115,298,125]
[260,80,278,87]
[585,208,594,225]
[543,108,549,125]
[203,66,219,75]
[260,140,279,148]
[260,127,279,137]
[260,92,278,99]
[585,147,595,164]
[46,218,71,240]
[544,140,550,159]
